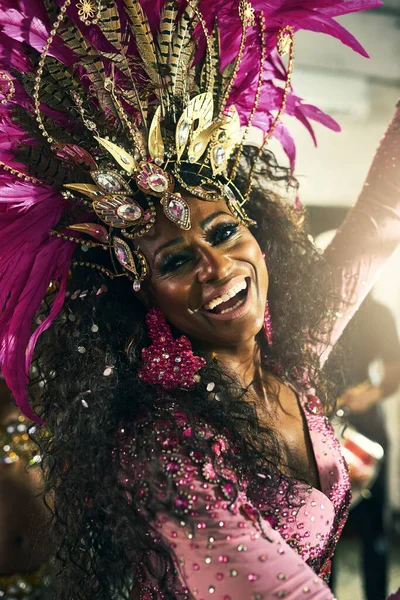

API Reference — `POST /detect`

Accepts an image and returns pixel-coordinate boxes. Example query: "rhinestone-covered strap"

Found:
[319,104,400,367]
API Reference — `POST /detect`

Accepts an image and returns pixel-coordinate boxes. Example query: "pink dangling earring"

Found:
[261,252,273,345]
[138,308,206,390]
[264,300,273,346]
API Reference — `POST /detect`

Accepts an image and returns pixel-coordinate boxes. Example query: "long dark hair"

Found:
[30,149,337,599]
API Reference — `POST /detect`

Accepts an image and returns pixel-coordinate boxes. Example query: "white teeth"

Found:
[204,279,247,311]
[219,298,243,315]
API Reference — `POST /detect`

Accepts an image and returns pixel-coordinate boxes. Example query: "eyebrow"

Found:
[154,236,185,260]
[153,211,231,260]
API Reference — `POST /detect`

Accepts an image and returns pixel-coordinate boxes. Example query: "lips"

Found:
[197,277,252,321]
[203,279,248,312]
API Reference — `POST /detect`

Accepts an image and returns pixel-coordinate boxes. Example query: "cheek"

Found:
[240,236,268,288]
[149,276,191,317]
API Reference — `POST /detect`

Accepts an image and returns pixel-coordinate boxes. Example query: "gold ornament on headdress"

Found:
[23,0,295,290]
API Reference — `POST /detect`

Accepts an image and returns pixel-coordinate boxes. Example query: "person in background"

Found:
[327,293,400,600]
[0,378,54,599]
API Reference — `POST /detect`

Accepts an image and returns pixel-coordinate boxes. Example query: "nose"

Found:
[196,245,232,283]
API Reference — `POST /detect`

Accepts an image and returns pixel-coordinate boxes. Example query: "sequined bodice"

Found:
[254,393,351,575]
[119,389,350,600]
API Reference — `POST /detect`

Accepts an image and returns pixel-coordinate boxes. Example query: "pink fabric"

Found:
[120,392,349,599]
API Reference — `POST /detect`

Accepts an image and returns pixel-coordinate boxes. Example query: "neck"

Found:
[203,337,266,394]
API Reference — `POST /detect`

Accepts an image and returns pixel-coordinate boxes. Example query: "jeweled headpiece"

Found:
[0,0,380,419]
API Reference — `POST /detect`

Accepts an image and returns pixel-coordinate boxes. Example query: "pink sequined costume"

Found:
[0,0,397,597]
[118,107,400,600]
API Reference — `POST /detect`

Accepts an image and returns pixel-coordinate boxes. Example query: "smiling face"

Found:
[137,194,269,350]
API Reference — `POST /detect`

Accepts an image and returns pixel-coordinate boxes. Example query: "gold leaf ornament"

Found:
[175,93,214,161]
[148,107,165,164]
[93,196,144,228]
[64,183,105,199]
[186,121,222,164]
[209,105,241,175]
[94,136,138,174]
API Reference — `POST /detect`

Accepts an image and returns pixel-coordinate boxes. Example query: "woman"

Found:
[0,0,399,598]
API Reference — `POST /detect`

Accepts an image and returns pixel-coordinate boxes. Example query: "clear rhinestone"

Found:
[94,172,123,193]
[178,121,190,145]
[213,146,226,166]
[224,185,236,202]
[116,203,142,221]
[133,280,141,292]
[148,172,169,193]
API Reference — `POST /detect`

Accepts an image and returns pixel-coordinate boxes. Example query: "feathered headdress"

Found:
[0,0,381,420]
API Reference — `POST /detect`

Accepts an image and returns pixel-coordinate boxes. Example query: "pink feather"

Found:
[0,182,76,421]
[0,0,384,420]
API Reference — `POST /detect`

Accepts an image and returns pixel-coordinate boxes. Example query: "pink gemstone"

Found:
[174,495,189,510]
[203,462,218,482]
[191,450,204,462]
[222,482,236,500]
[158,434,179,451]
[116,248,128,264]
[212,436,228,455]
[166,460,181,474]
[168,198,184,219]
[264,513,279,528]
[305,394,322,414]
[240,503,260,523]
[173,411,188,427]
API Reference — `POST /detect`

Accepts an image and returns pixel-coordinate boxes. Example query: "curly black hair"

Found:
[30,148,338,600]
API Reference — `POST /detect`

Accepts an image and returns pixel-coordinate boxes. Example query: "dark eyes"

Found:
[159,222,240,274]
[212,222,239,245]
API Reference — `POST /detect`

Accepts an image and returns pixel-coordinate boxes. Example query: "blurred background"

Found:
[279,4,400,599]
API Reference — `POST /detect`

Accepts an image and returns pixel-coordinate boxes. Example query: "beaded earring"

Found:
[263,299,273,345]
[137,308,206,390]
[261,252,273,345]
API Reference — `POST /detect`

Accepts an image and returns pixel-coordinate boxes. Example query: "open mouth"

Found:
[202,278,249,315]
